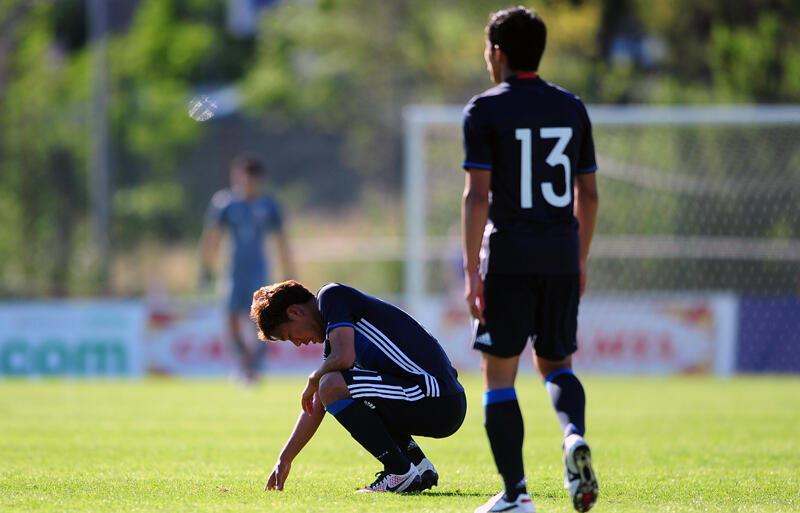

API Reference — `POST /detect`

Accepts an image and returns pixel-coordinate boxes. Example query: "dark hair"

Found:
[250,280,315,341]
[486,6,547,71]
[231,152,265,176]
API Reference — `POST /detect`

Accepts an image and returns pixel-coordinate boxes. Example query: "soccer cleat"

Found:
[474,491,535,513]
[563,433,599,512]
[355,464,421,493]
[416,458,439,491]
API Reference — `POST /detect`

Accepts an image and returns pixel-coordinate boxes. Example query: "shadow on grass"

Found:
[417,489,566,499]
[415,491,488,497]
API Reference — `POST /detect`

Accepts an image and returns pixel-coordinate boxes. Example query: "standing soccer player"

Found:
[200,153,295,385]
[251,280,466,493]
[461,7,600,513]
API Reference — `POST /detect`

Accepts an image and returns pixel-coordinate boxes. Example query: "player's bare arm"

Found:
[574,172,599,296]
[199,223,223,278]
[266,392,326,491]
[274,229,297,279]
[302,326,356,414]
[462,169,491,324]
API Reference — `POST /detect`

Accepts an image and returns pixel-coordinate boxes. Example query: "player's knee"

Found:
[534,354,572,381]
[318,372,350,406]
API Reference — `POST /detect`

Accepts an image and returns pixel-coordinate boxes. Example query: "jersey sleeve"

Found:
[268,198,284,231]
[462,98,493,171]
[204,190,230,227]
[316,283,358,336]
[577,103,598,174]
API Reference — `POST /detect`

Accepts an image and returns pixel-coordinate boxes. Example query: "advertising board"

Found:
[0,302,145,377]
[417,294,738,375]
[0,293,743,378]
[146,301,323,375]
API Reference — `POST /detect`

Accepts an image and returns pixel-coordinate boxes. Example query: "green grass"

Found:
[1,375,799,512]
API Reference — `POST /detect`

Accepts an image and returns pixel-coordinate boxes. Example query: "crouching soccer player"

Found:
[251,280,466,493]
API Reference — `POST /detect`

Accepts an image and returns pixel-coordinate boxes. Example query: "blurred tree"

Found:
[710,13,783,102]
[1,0,798,297]
[241,0,494,187]
[0,4,89,296]
[616,0,800,102]
[240,0,800,184]
[0,0,254,296]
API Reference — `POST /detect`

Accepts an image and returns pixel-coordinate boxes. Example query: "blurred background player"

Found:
[200,152,295,385]
[251,280,466,493]
[462,7,600,513]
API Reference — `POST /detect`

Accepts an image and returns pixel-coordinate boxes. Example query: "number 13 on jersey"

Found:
[515,127,573,209]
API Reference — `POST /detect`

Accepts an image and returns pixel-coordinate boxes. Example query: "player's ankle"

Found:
[405,440,426,465]
[503,477,527,502]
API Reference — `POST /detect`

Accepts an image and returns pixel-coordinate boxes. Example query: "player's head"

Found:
[484,6,546,83]
[229,152,264,199]
[250,280,325,346]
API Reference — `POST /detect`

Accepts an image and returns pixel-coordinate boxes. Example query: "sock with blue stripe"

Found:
[326,398,410,474]
[484,387,526,502]
[545,369,586,437]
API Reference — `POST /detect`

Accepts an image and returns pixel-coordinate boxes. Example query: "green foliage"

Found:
[121,1,217,81]
[114,182,189,244]
[110,0,208,180]
[240,0,800,186]
[240,1,491,179]
[619,0,800,102]
[1,0,799,296]
[710,14,782,102]
[0,4,88,297]
[0,0,248,296]
[1,376,799,512]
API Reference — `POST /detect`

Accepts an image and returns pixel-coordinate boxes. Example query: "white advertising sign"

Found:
[573,294,737,374]
[0,293,735,378]
[146,303,234,375]
[0,302,145,377]
[145,302,323,375]
[415,294,738,375]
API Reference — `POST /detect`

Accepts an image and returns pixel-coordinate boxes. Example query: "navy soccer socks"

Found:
[484,387,527,501]
[326,398,410,474]
[545,368,586,437]
[391,433,426,465]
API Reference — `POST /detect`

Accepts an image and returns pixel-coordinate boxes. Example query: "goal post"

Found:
[403,105,465,315]
[402,104,800,315]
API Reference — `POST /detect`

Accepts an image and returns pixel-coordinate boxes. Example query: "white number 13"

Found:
[515,127,573,208]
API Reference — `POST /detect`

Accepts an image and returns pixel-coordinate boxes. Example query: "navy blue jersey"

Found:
[462,74,597,274]
[317,283,463,397]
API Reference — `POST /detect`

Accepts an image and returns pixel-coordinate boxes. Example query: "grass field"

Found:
[1,375,799,512]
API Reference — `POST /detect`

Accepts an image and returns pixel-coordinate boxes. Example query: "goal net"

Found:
[403,105,800,373]
[404,105,800,302]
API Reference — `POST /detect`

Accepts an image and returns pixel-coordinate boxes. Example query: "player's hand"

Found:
[464,269,486,325]
[579,260,588,296]
[265,459,291,491]
[301,375,319,415]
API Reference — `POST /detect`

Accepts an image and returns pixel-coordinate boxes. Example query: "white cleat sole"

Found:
[566,444,598,512]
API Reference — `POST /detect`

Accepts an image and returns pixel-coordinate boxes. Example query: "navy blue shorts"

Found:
[340,368,466,439]
[473,273,580,360]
